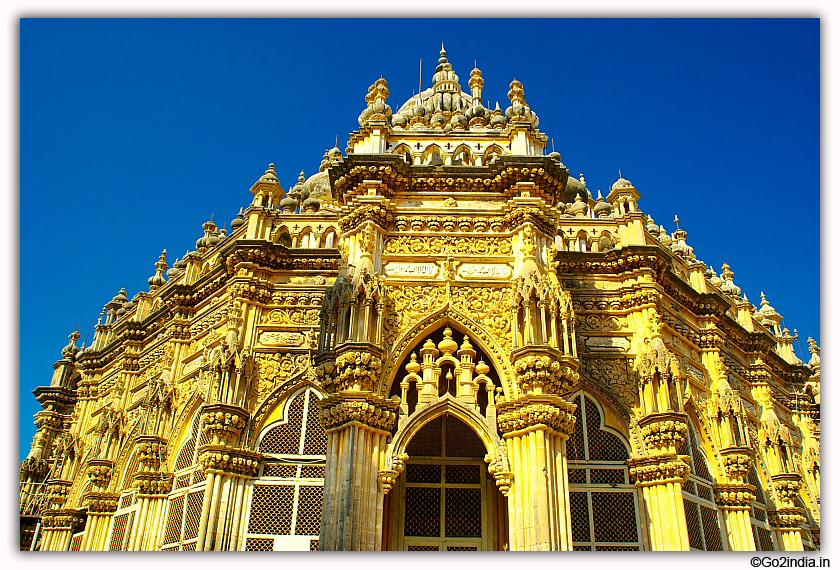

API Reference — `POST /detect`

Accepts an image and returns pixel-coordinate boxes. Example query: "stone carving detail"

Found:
[583,357,636,409]
[315,350,383,393]
[383,235,512,256]
[384,262,440,278]
[250,352,311,408]
[628,456,690,484]
[457,263,512,279]
[513,352,579,395]
[451,286,514,349]
[318,393,399,432]
[497,396,577,435]
[258,331,305,347]
[261,308,321,325]
[713,485,756,507]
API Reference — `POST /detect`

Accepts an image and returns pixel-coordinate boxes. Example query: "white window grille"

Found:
[567,392,643,551]
[244,388,326,551]
[679,422,726,551]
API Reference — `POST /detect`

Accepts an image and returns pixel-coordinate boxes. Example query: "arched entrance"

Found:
[388,413,505,551]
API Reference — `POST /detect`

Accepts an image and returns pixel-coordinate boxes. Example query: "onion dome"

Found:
[219,227,228,239]
[392,112,407,128]
[430,112,447,129]
[504,79,539,128]
[405,353,421,375]
[569,194,589,218]
[301,194,321,213]
[757,292,782,328]
[281,171,306,213]
[702,264,713,280]
[657,225,673,247]
[423,337,436,352]
[207,225,221,247]
[490,102,506,129]
[118,298,135,318]
[594,190,612,218]
[327,146,342,161]
[305,170,333,202]
[196,219,218,249]
[670,227,694,260]
[231,207,246,231]
[166,258,183,280]
[438,326,458,355]
[450,113,468,130]
[61,331,82,361]
[148,249,169,289]
[432,45,461,92]
[358,77,393,126]
[548,151,562,161]
[646,215,659,234]
[475,359,490,376]
[719,262,742,298]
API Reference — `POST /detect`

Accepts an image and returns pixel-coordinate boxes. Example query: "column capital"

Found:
[85,458,115,488]
[82,491,120,514]
[510,346,580,396]
[198,445,262,477]
[497,393,577,436]
[44,478,74,507]
[200,403,249,445]
[637,411,688,455]
[318,391,399,432]
[134,435,168,471]
[719,446,755,484]
[133,471,175,496]
[628,454,691,486]
[41,508,85,531]
[768,507,807,530]
[771,473,803,505]
[316,343,385,393]
[713,483,757,509]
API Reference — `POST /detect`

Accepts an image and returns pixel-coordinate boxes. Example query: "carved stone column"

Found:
[192,403,260,552]
[76,459,117,551]
[317,389,399,551]
[713,446,757,550]
[769,473,806,551]
[125,436,173,551]
[39,508,84,551]
[497,393,577,550]
[628,413,692,551]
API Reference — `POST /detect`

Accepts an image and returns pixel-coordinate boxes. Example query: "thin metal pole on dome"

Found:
[419,58,423,105]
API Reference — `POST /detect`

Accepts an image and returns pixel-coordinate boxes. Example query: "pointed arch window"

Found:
[567,393,643,551]
[244,388,326,551]
[746,465,777,551]
[679,422,726,551]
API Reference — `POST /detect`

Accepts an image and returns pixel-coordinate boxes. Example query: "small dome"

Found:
[657,226,673,247]
[450,113,468,130]
[111,287,129,305]
[301,195,321,213]
[612,176,633,190]
[392,112,407,128]
[305,170,333,202]
[231,207,246,231]
[548,151,562,161]
[430,113,447,128]
[438,327,459,355]
[280,194,299,213]
[594,197,612,218]
[405,353,421,375]
[475,359,490,376]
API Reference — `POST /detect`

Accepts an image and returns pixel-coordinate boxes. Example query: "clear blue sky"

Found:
[19,18,820,460]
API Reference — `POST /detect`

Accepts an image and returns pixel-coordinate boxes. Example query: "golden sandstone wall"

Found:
[20,50,819,552]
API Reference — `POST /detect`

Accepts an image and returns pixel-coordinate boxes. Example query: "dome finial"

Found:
[674,215,681,229]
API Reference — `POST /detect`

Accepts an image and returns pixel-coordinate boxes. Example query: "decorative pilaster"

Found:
[192,403,258,552]
[39,508,85,551]
[497,391,577,551]
[317,388,399,551]
[79,490,119,551]
[713,446,758,550]
[125,436,172,551]
[770,473,806,551]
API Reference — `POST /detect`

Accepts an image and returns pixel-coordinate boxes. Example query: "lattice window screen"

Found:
[246,388,327,551]
[69,532,83,552]
[108,511,135,551]
[568,393,642,551]
[681,421,725,551]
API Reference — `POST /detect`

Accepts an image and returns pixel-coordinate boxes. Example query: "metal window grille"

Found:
[163,494,185,545]
[447,546,478,551]
[181,542,197,551]
[406,463,442,484]
[118,491,136,510]
[684,500,704,550]
[444,488,482,537]
[444,415,485,458]
[69,533,83,552]
[108,511,135,551]
[246,389,326,551]
[404,487,441,537]
[407,545,440,551]
[309,539,319,551]
[294,485,323,536]
[182,489,204,541]
[120,453,142,491]
[700,505,724,551]
[753,525,775,551]
[406,416,443,457]
[681,422,725,551]
[245,537,274,551]
[568,393,642,551]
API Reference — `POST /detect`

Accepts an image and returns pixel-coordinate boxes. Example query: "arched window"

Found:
[576,232,589,252]
[484,145,503,164]
[161,413,211,551]
[567,393,643,551]
[746,465,777,551]
[393,143,413,164]
[452,145,473,166]
[679,422,725,551]
[422,145,444,166]
[323,228,337,249]
[598,232,614,252]
[245,388,326,551]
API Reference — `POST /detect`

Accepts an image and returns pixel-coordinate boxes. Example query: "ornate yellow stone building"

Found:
[20,47,820,552]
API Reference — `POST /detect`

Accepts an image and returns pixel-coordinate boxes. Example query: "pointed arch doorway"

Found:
[387,413,506,551]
